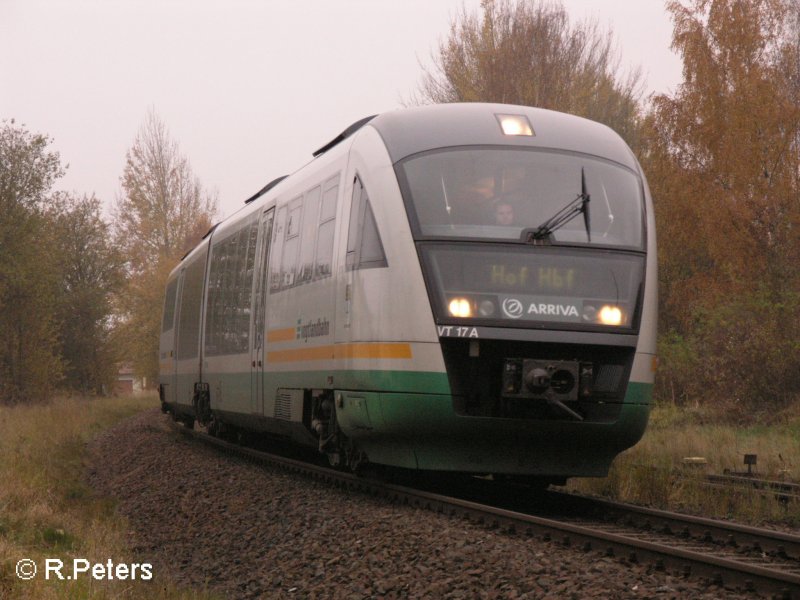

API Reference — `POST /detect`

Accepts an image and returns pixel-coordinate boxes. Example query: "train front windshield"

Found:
[399,147,644,248]
[397,148,646,331]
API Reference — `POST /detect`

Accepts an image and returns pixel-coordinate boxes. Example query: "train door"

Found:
[159,274,180,404]
[175,251,207,409]
[250,208,275,415]
[171,269,186,405]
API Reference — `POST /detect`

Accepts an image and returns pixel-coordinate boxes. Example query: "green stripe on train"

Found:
[625,381,654,405]
[173,370,652,405]
[171,369,452,410]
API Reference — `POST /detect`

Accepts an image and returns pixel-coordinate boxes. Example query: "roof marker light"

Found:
[496,114,534,136]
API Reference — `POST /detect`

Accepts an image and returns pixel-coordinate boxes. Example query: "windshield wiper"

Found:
[528,168,591,243]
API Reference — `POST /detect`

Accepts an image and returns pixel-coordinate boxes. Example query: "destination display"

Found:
[421,243,644,330]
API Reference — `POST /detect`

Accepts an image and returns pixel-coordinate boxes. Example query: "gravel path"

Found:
[85,409,756,599]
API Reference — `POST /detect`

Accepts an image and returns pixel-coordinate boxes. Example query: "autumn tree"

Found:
[644,0,800,412]
[113,110,216,385]
[0,120,64,403]
[413,0,645,150]
[50,193,124,395]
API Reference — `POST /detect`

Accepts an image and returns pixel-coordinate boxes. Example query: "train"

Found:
[159,102,657,484]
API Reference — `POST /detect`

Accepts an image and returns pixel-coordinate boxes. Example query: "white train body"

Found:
[159,103,657,480]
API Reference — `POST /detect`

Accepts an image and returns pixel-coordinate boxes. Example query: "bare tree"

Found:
[114,109,216,272]
[412,0,645,150]
[113,110,217,385]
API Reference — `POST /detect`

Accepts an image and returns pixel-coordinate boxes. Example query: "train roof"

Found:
[368,103,638,171]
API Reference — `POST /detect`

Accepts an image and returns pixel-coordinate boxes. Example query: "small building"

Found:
[114,363,146,395]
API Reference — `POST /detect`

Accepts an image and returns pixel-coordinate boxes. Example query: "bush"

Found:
[656,288,800,421]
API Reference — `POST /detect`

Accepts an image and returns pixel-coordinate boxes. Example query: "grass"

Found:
[1,393,796,598]
[0,393,218,600]
[566,401,800,526]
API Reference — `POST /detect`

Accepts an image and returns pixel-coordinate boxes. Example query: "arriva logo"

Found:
[500,297,582,320]
[501,298,525,319]
[528,303,580,317]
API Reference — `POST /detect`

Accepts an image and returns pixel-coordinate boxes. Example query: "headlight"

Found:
[583,303,626,326]
[448,297,473,318]
[598,305,623,326]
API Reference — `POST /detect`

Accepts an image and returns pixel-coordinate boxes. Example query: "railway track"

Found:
[706,473,800,503]
[171,420,800,598]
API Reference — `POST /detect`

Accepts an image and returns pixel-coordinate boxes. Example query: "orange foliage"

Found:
[645,0,800,410]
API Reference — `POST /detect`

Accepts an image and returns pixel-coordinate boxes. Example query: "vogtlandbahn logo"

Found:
[296,318,330,340]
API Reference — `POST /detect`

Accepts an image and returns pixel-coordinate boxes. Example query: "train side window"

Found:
[315,174,339,279]
[346,175,387,271]
[297,186,321,284]
[176,255,206,360]
[280,196,303,289]
[205,216,259,355]
[162,277,178,332]
[269,206,287,293]
[240,219,259,336]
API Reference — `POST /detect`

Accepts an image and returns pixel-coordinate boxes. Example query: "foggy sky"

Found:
[0,0,681,220]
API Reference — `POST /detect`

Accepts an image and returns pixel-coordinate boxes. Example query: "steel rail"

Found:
[546,490,800,560]
[707,473,800,501]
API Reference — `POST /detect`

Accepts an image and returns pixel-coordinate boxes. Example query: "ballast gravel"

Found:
[86,408,758,599]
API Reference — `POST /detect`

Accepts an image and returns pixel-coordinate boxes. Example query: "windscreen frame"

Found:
[395,144,648,252]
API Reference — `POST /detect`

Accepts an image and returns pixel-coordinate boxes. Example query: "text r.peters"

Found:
[46,558,153,581]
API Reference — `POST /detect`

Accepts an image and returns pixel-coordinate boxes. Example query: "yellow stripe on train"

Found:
[266,342,412,363]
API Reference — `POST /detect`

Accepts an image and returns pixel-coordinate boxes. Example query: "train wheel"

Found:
[345,442,367,472]
[326,451,342,468]
[192,385,211,426]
